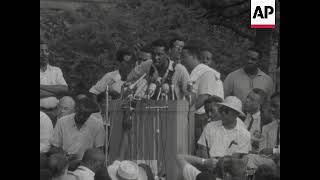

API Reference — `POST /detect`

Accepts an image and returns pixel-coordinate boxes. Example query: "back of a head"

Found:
[216,156,247,179]
[183,40,206,59]
[82,148,105,164]
[95,167,111,180]
[151,39,168,51]
[169,36,184,48]
[196,172,216,180]
[48,153,68,178]
[40,169,53,180]
[254,164,279,180]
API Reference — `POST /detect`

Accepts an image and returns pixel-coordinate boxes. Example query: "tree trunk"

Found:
[254,29,272,74]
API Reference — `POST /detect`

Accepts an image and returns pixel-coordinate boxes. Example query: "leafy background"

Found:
[40,0,279,91]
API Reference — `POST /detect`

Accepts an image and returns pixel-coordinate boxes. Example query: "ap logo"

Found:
[251,0,276,28]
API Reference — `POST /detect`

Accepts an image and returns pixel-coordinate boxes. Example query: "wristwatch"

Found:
[202,158,206,166]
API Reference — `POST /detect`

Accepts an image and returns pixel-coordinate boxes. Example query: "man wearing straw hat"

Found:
[107,160,148,180]
[197,96,251,158]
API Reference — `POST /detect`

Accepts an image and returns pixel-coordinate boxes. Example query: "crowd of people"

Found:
[40,36,280,180]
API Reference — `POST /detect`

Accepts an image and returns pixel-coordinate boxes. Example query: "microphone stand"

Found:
[105,85,109,166]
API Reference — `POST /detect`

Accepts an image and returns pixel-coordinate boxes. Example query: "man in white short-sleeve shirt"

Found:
[40,40,68,109]
[40,111,53,153]
[50,97,105,160]
[180,40,224,154]
[197,96,251,158]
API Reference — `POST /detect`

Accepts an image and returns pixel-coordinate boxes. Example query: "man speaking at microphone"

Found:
[127,39,190,100]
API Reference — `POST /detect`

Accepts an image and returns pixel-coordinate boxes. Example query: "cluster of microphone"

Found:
[122,74,176,101]
[147,77,175,101]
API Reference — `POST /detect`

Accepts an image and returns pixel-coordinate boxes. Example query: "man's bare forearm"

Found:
[40,89,56,98]
[40,85,69,94]
[177,154,204,168]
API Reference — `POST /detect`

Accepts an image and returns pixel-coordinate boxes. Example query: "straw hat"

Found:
[108,160,147,180]
[217,96,245,116]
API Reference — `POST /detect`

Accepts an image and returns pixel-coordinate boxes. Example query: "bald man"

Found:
[66,148,105,180]
[57,96,76,120]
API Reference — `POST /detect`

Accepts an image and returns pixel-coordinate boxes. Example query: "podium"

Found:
[108,100,194,180]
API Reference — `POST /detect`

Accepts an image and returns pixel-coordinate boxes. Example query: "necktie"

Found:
[247,114,254,131]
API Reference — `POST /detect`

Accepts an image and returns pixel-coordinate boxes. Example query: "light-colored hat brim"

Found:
[107,161,147,180]
[108,161,121,180]
[217,103,245,116]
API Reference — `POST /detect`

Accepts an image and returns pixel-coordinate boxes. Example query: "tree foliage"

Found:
[40,0,279,90]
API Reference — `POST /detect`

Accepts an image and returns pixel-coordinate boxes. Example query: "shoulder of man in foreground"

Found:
[225,68,242,78]
[262,120,277,132]
[48,65,63,72]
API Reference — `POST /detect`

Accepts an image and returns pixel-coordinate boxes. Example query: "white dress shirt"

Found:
[40,111,53,153]
[189,64,224,114]
[89,70,123,95]
[244,111,261,137]
[40,65,68,108]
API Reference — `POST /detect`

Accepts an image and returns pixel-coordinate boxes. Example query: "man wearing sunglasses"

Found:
[224,48,274,103]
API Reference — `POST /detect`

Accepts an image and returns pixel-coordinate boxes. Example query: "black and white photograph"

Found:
[40,0,280,180]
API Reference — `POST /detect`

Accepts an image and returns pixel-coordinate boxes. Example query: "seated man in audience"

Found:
[243,88,267,152]
[41,111,54,153]
[236,93,280,170]
[66,148,105,180]
[57,96,76,120]
[259,92,280,158]
[40,39,69,116]
[196,95,223,158]
[127,39,190,100]
[197,96,251,159]
[50,97,105,161]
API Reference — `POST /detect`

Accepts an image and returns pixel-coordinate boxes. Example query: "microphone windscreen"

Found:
[162,83,170,93]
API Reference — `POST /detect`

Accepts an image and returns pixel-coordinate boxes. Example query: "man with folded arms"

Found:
[40,39,68,118]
